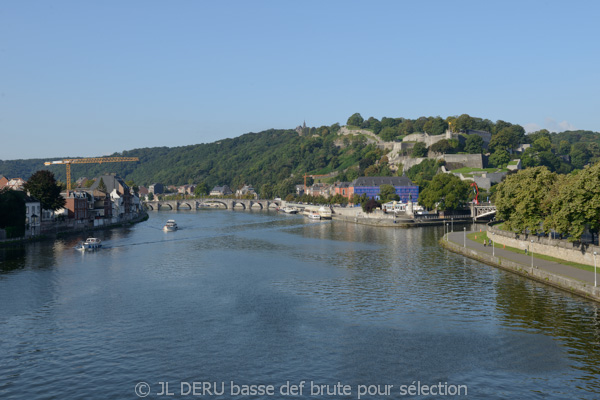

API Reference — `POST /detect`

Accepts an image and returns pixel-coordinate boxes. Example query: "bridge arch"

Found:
[232,201,246,210]
[178,202,194,210]
[204,200,228,209]
[249,201,263,210]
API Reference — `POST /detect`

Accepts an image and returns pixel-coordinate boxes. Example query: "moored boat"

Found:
[318,206,332,219]
[282,206,298,214]
[307,211,321,220]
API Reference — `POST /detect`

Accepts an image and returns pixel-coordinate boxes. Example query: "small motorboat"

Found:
[75,237,102,251]
[163,219,178,231]
[281,206,298,214]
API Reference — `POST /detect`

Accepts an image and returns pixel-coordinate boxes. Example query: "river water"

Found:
[1,210,600,399]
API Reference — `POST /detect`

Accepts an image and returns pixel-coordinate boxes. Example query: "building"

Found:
[210,185,233,197]
[6,178,25,190]
[88,174,132,215]
[333,182,353,199]
[306,183,331,198]
[61,191,90,222]
[236,185,257,199]
[149,183,164,194]
[351,176,419,203]
[178,184,196,195]
[138,186,149,200]
[506,159,522,171]
[0,175,8,189]
[24,195,41,237]
[89,190,113,221]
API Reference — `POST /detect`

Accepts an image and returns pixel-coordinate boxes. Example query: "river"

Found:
[1,210,599,399]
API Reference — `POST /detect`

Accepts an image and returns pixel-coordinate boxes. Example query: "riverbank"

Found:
[0,211,149,248]
[330,206,471,228]
[441,231,600,303]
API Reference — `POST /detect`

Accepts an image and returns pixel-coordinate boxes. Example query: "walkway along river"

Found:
[1,210,600,399]
[442,229,600,303]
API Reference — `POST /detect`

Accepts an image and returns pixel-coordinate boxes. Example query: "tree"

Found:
[407,159,442,187]
[379,184,399,203]
[347,113,364,127]
[361,198,381,213]
[0,189,26,237]
[464,134,484,154]
[570,143,591,169]
[147,192,154,201]
[430,139,459,154]
[97,177,107,193]
[260,183,274,199]
[411,142,428,158]
[558,140,571,156]
[489,126,524,152]
[23,170,66,211]
[418,173,470,211]
[379,127,398,142]
[194,182,209,197]
[533,136,552,152]
[494,166,557,234]
[488,149,511,168]
[546,162,600,241]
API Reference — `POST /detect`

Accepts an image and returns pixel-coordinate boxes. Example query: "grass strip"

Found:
[466,232,596,272]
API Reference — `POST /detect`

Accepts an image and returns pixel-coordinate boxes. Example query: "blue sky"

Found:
[1,1,599,160]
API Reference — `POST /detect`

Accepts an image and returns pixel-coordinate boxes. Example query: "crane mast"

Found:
[44,157,139,190]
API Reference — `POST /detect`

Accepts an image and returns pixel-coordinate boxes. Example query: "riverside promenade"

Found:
[442,230,600,303]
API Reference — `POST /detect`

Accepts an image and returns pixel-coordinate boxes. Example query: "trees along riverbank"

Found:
[494,161,600,242]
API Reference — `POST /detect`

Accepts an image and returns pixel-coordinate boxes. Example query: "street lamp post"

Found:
[452,218,454,233]
[464,227,466,247]
[594,251,598,287]
[492,232,495,257]
[446,223,449,241]
[531,239,534,269]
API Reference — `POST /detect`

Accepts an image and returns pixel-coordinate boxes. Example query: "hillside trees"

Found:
[406,159,443,188]
[464,135,484,154]
[411,142,428,158]
[347,113,364,127]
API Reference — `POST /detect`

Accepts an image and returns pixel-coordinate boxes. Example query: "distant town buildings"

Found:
[236,185,257,199]
[210,185,233,197]
[0,172,144,240]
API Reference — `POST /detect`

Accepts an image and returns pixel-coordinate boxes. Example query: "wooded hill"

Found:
[2,114,600,194]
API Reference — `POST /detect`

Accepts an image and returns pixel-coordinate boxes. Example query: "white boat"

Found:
[307,212,321,220]
[318,206,332,219]
[282,206,298,214]
[75,237,102,251]
[163,220,178,231]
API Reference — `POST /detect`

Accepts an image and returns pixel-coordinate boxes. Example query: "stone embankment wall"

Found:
[488,224,600,266]
[440,236,600,303]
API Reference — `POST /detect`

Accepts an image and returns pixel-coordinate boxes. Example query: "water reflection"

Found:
[1,212,600,398]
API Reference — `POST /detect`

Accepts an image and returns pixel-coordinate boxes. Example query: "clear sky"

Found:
[1,1,599,160]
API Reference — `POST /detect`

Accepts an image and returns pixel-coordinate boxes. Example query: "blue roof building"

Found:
[351,176,418,203]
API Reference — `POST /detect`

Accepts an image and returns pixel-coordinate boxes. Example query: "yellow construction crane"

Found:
[44,157,139,190]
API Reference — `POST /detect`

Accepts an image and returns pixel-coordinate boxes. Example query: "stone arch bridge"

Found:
[144,199,280,211]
